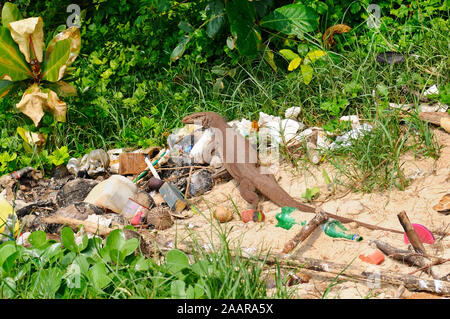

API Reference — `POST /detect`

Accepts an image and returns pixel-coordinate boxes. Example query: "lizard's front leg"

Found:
[239,178,260,210]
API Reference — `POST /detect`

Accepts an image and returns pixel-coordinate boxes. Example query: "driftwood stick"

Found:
[397,211,426,255]
[282,210,327,254]
[266,253,450,295]
[409,258,450,276]
[42,216,120,237]
[374,240,444,280]
[322,211,403,234]
[158,239,450,295]
[373,240,425,268]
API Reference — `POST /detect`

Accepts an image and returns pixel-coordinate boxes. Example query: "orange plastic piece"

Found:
[359,249,385,265]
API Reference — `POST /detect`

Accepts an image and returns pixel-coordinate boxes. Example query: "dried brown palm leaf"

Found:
[323,24,351,49]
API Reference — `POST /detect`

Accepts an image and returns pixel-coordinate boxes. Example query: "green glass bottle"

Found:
[322,219,363,241]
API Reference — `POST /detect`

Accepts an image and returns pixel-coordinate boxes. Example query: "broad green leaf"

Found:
[226,0,261,57]
[194,283,205,298]
[119,238,139,261]
[0,27,32,81]
[166,249,190,274]
[0,79,14,98]
[304,50,326,64]
[171,280,186,298]
[279,49,299,61]
[44,26,81,78]
[1,277,16,298]
[105,229,125,251]
[0,244,16,267]
[300,64,314,85]
[2,2,23,27]
[186,285,195,299]
[38,243,62,266]
[78,233,89,252]
[263,48,277,72]
[41,39,70,82]
[28,231,48,248]
[170,36,189,61]
[134,256,149,272]
[260,3,318,37]
[2,251,18,273]
[31,268,63,298]
[89,262,111,290]
[288,57,302,71]
[206,0,225,38]
[72,255,89,275]
[61,227,79,253]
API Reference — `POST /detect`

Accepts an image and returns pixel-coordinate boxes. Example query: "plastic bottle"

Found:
[275,207,307,230]
[84,175,137,214]
[322,219,363,241]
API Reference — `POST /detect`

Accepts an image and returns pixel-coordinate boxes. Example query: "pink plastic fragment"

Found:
[403,223,435,244]
[130,211,144,226]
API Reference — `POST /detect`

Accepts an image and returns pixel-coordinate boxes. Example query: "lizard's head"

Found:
[182,112,225,128]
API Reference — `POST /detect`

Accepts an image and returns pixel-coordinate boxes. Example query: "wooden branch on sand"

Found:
[282,210,327,254]
[373,240,426,268]
[397,211,426,255]
[266,253,450,295]
[166,239,450,295]
[372,240,444,280]
[323,211,404,234]
[42,215,122,237]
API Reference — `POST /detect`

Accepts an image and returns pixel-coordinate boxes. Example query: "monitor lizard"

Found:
[182,112,402,233]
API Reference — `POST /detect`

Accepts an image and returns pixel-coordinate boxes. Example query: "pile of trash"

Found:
[1,92,448,243]
[0,89,449,297]
[0,105,374,244]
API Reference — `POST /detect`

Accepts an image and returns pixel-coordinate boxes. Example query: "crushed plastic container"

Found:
[84,175,137,214]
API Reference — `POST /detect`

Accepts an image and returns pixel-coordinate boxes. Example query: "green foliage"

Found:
[0,2,80,106]
[301,187,320,202]
[0,0,446,187]
[0,227,285,299]
[226,0,261,57]
[260,3,318,37]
